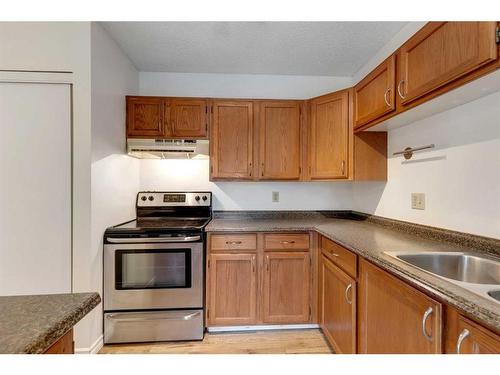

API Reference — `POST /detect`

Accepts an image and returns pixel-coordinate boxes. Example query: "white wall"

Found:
[0,22,95,348]
[140,159,352,210]
[88,23,140,353]
[139,72,352,99]
[353,90,500,239]
[138,71,354,210]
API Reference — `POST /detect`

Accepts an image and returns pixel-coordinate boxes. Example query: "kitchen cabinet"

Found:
[309,90,351,180]
[210,100,254,180]
[321,254,357,354]
[169,99,208,138]
[43,329,74,354]
[207,232,312,327]
[126,97,165,138]
[445,307,500,354]
[353,55,396,129]
[358,258,443,353]
[262,252,310,324]
[257,101,302,180]
[207,253,257,326]
[397,22,498,106]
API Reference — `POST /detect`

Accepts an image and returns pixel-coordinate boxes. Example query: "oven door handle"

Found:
[106,311,201,322]
[106,235,201,243]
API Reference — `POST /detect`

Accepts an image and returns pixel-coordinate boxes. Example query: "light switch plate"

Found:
[411,193,425,210]
[272,191,279,202]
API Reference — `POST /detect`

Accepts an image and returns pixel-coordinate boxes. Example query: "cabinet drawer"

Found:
[321,236,357,278]
[210,234,257,251]
[264,233,310,251]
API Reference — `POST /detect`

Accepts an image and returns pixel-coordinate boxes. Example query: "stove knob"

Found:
[141,196,147,201]
[202,196,208,201]
[148,196,154,201]
[195,195,200,201]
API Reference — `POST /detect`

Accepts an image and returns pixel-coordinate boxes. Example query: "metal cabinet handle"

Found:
[266,255,269,271]
[226,240,242,245]
[344,284,352,304]
[384,88,391,107]
[422,307,434,342]
[397,80,406,99]
[280,241,296,244]
[106,311,200,322]
[329,250,339,257]
[456,329,470,354]
[341,160,346,175]
[251,256,256,273]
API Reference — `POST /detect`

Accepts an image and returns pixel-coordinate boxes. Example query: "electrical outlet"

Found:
[411,193,425,210]
[272,191,279,203]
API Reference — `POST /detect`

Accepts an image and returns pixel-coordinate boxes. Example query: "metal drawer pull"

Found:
[279,241,296,244]
[106,311,201,322]
[226,240,242,245]
[397,79,406,99]
[422,307,434,342]
[344,284,352,304]
[456,329,470,354]
[329,251,340,257]
[384,88,391,107]
[107,236,200,244]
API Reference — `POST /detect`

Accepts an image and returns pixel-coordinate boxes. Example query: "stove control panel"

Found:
[137,192,212,207]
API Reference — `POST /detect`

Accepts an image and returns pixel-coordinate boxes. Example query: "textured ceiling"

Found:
[101,22,408,76]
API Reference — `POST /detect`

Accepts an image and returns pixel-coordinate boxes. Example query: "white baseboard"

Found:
[75,335,104,354]
[207,324,319,333]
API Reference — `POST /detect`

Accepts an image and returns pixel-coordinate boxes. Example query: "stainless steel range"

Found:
[103,191,211,344]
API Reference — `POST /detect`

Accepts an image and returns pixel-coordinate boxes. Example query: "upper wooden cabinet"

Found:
[126,97,165,138]
[309,90,351,180]
[126,96,208,139]
[258,101,302,180]
[354,55,396,129]
[397,22,498,106]
[210,100,254,180]
[168,99,208,138]
[358,259,443,354]
[262,251,310,324]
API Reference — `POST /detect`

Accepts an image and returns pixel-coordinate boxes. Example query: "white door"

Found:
[0,78,72,295]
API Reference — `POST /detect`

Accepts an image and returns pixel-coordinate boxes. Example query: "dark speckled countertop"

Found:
[206,211,500,332]
[0,292,101,354]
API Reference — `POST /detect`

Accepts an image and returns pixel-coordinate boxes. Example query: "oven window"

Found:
[115,249,192,289]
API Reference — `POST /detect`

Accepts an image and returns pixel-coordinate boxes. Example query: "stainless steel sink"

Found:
[384,251,500,303]
[488,290,500,302]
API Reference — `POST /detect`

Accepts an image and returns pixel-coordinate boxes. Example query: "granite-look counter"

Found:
[205,211,500,332]
[0,292,101,354]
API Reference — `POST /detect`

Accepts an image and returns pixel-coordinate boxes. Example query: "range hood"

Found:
[127,138,209,159]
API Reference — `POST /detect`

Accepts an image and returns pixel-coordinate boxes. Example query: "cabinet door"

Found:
[262,252,310,324]
[397,22,498,105]
[455,315,500,354]
[358,259,443,353]
[210,101,254,180]
[208,253,257,326]
[309,91,349,179]
[169,99,208,138]
[126,97,165,138]
[321,255,356,353]
[258,101,301,180]
[353,55,395,129]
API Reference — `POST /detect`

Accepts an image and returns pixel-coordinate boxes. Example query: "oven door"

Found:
[104,238,203,311]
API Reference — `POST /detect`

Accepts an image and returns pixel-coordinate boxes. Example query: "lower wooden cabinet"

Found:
[207,253,257,326]
[43,329,74,354]
[207,232,312,327]
[321,255,357,353]
[358,259,443,353]
[262,252,310,324]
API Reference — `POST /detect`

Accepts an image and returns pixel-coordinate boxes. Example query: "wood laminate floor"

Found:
[99,329,332,354]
